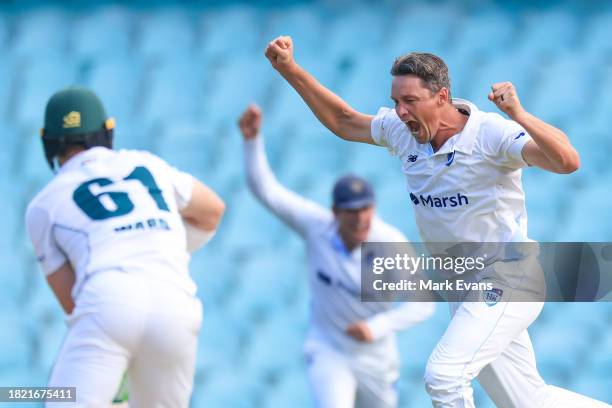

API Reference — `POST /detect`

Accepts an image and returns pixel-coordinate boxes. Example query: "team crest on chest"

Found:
[484,288,503,306]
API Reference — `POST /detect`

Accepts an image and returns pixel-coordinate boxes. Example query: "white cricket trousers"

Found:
[424,273,609,407]
[46,270,202,408]
[305,340,398,408]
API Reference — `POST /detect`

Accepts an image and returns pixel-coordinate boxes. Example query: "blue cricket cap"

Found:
[332,175,375,210]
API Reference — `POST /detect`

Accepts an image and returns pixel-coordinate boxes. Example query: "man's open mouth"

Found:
[406,120,420,134]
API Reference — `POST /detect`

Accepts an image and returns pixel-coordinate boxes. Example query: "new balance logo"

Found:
[409,192,469,208]
[407,154,418,162]
[446,151,455,166]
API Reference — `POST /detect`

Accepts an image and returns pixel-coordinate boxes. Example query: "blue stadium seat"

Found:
[514,10,579,58]
[0,55,16,123]
[577,64,612,137]
[191,367,266,407]
[0,258,29,305]
[532,320,591,379]
[522,172,567,241]
[199,6,261,60]
[462,50,536,110]
[580,11,612,57]
[0,313,32,371]
[261,5,324,59]
[223,250,301,322]
[137,8,194,60]
[563,183,612,241]
[568,374,612,404]
[0,12,8,48]
[88,58,144,128]
[72,6,133,60]
[14,57,79,129]
[323,6,388,60]
[263,367,312,408]
[10,8,68,59]
[203,54,271,130]
[528,52,592,126]
[191,251,236,310]
[338,51,394,115]
[220,188,287,250]
[451,9,517,60]
[141,57,204,124]
[385,2,460,58]
[18,125,55,183]
[281,133,348,187]
[196,312,246,375]
[154,119,215,177]
[243,311,306,378]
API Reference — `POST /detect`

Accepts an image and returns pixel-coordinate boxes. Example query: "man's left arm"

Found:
[489,81,580,174]
[363,302,436,341]
[46,262,76,314]
[347,302,436,343]
[25,205,74,314]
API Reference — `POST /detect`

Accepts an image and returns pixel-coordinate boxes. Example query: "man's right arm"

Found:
[265,36,375,145]
[239,105,330,237]
[180,180,225,233]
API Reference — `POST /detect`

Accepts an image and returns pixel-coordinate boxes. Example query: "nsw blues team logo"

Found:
[484,288,503,306]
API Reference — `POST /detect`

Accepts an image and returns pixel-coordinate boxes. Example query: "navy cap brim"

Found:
[334,197,376,210]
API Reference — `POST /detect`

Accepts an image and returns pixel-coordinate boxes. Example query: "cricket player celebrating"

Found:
[264,37,609,408]
[25,87,225,407]
[238,104,435,408]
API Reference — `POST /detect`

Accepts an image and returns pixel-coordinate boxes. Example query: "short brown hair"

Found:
[390,53,451,99]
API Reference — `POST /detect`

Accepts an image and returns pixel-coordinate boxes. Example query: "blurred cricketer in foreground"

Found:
[264,36,609,408]
[25,87,225,407]
[238,104,435,408]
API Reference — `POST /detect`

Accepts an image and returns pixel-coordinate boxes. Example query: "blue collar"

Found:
[331,232,351,257]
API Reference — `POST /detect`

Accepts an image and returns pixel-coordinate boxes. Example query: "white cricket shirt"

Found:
[244,137,435,363]
[371,99,533,247]
[25,147,196,302]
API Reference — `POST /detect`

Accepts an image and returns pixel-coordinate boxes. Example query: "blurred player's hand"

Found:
[265,36,295,71]
[488,82,526,120]
[346,321,374,343]
[238,104,262,139]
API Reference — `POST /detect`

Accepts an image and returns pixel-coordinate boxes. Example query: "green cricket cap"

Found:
[43,87,109,138]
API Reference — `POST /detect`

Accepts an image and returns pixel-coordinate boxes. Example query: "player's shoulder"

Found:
[473,109,525,152]
[115,148,162,164]
[374,107,404,133]
[25,186,54,227]
[306,209,336,237]
[478,111,513,133]
[26,171,71,215]
[115,149,177,173]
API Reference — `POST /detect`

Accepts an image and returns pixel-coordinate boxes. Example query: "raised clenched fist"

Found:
[264,36,295,72]
[488,82,526,120]
[238,104,262,140]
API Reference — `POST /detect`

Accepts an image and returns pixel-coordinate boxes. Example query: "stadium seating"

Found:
[1,1,611,407]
